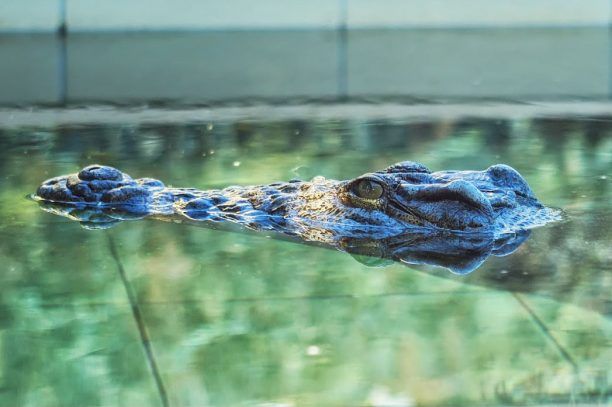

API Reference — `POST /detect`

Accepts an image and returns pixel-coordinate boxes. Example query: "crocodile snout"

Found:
[35,165,161,211]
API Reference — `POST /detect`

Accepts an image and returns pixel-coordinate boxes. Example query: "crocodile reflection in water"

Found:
[33,161,561,274]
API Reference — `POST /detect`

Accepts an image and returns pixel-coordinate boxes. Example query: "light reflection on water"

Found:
[0,108,609,406]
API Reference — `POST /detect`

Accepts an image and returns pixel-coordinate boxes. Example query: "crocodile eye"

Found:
[353,179,384,200]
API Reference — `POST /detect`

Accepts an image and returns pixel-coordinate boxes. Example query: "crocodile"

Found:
[33,162,561,273]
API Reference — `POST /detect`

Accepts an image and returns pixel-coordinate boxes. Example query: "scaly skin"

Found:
[33,161,561,273]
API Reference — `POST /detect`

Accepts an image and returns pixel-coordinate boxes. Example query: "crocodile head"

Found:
[33,161,557,236]
[335,162,496,232]
[267,161,551,237]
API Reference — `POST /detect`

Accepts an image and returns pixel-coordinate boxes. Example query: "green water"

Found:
[0,111,610,406]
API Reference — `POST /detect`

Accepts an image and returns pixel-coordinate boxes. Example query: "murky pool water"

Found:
[0,105,610,406]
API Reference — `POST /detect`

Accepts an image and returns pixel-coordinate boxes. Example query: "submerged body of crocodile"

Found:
[34,161,561,273]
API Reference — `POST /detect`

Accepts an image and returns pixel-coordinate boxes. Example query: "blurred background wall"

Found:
[0,0,610,105]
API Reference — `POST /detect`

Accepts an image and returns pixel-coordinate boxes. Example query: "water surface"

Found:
[0,107,610,406]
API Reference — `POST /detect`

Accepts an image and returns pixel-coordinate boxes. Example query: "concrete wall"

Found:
[0,1,610,105]
[67,31,339,101]
[0,27,609,105]
[0,0,609,32]
[347,28,610,98]
[0,1,60,32]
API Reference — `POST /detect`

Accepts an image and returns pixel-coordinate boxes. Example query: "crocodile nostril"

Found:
[78,165,124,181]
